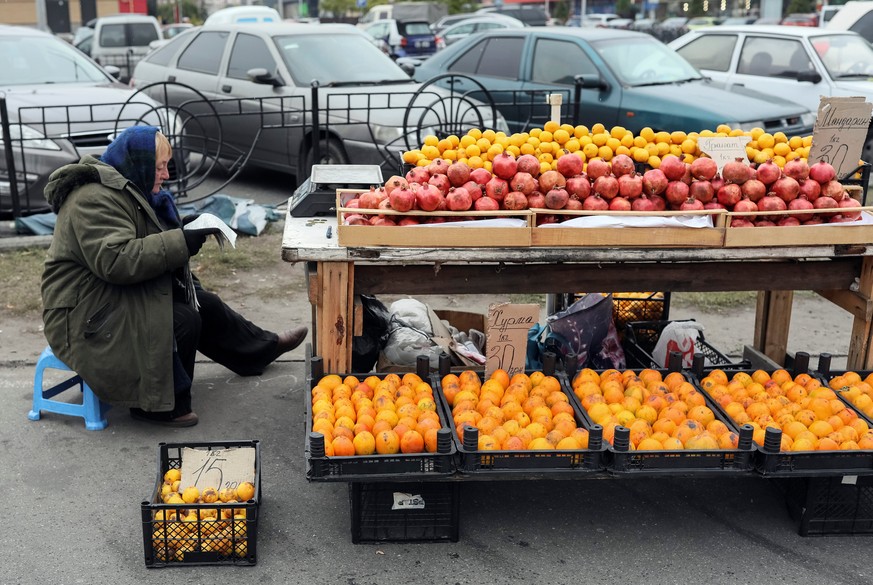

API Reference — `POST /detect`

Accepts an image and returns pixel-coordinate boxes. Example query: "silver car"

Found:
[131,22,506,183]
[0,25,170,215]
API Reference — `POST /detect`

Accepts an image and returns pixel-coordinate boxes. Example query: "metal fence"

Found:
[1,76,593,217]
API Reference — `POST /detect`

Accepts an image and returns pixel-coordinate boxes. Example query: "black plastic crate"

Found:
[785,475,873,536]
[612,292,670,331]
[623,319,749,371]
[142,441,260,567]
[566,368,756,474]
[349,481,460,543]
[305,355,456,481]
[811,361,873,431]
[433,358,605,475]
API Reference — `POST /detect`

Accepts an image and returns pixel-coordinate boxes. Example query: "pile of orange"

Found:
[443,369,590,451]
[311,372,443,457]
[698,369,873,452]
[571,368,738,451]
[828,371,873,421]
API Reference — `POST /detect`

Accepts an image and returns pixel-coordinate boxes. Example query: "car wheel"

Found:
[302,138,349,181]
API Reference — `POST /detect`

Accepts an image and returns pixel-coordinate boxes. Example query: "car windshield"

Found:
[0,34,109,85]
[273,33,412,86]
[810,34,873,78]
[591,36,702,86]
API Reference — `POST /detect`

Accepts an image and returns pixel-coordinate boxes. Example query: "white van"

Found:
[826,1,873,42]
[74,14,162,82]
[204,6,282,25]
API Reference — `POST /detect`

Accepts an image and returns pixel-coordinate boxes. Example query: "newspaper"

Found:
[183,212,237,248]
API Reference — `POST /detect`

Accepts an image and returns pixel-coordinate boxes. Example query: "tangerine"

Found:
[374,430,401,454]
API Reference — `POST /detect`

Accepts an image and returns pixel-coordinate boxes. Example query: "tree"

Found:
[323,0,357,17]
[689,0,705,16]
[785,0,814,14]
[616,0,633,18]
[552,0,571,22]
[157,0,205,24]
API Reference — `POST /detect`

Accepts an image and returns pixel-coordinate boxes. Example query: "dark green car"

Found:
[413,27,816,137]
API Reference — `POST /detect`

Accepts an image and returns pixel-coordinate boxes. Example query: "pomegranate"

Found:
[809,160,836,184]
[755,219,776,227]
[722,157,752,185]
[527,191,547,208]
[586,158,611,180]
[516,154,541,177]
[426,158,448,176]
[798,178,821,202]
[415,183,443,212]
[838,192,862,220]
[359,188,381,209]
[631,195,655,212]
[741,178,767,203]
[611,154,636,177]
[428,173,451,196]
[536,214,558,226]
[545,188,570,210]
[733,196,758,219]
[717,183,742,209]
[659,155,687,181]
[539,170,566,192]
[782,158,809,181]
[469,167,492,186]
[582,194,609,211]
[446,161,471,187]
[642,169,668,196]
[371,217,397,226]
[777,216,801,227]
[502,191,528,211]
[564,198,583,210]
[830,215,858,223]
[474,196,500,211]
[510,172,538,195]
[710,175,725,193]
[389,186,415,212]
[594,175,620,200]
[462,180,483,201]
[343,214,369,226]
[704,201,726,211]
[492,152,518,180]
[690,157,718,181]
[446,187,473,211]
[787,195,814,222]
[650,194,667,212]
[377,196,392,210]
[758,195,787,212]
[405,166,430,185]
[681,164,694,185]
[384,175,409,196]
[755,159,781,186]
[665,180,690,208]
[771,176,800,203]
[689,180,714,204]
[484,177,509,201]
[566,175,591,200]
[345,198,361,208]
[730,217,755,228]
[556,151,583,177]
[618,173,643,199]
[679,196,704,212]
[804,217,825,225]
[398,216,420,226]
[820,180,845,200]
[609,196,632,211]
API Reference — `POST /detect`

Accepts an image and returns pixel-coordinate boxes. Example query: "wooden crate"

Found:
[530,209,727,248]
[336,190,532,248]
[722,209,873,248]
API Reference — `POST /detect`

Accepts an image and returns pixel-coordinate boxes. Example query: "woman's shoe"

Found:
[130,408,199,427]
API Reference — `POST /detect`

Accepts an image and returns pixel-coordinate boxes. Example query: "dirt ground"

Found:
[0,219,855,370]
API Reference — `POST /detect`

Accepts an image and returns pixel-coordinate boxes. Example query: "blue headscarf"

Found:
[100,125,181,228]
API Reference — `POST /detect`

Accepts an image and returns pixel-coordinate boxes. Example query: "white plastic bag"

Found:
[382,299,443,368]
[651,321,705,368]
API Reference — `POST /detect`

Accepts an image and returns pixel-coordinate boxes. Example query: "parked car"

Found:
[566,13,620,27]
[131,23,506,181]
[362,19,438,59]
[204,6,281,25]
[670,25,873,162]
[686,16,723,29]
[162,22,194,38]
[653,16,690,41]
[826,0,873,44]
[0,25,170,215]
[630,17,658,32]
[719,16,758,25]
[431,12,478,35]
[781,13,819,26]
[476,5,550,26]
[74,14,162,82]
[435,15,524,50]
[819,5,843,26]
[413,28,814,138]
[605,18,635,29]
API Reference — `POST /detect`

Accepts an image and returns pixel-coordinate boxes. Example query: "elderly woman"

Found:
[41,126,306,427]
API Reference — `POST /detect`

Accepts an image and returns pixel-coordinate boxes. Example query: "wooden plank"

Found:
[742,344,782,370]
[753,291,794,367]
[530,226,725,248]
[353,295,364,337]
[815,289,873,321]
[353,260,860,296]
[337,225,531,248]
[848,256,873,369]
[315,262,354,372]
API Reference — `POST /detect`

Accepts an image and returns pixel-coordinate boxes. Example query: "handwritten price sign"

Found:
[180,447,256,492]
[809,97,873,179]
[486,303,539,378]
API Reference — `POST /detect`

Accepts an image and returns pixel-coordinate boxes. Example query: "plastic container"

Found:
[612,292,670,331]
[349,481,461,543]
[434,353,606,474]
[305,355,456,481]
[141,440,260,567]
[623,319,748,371]
[785,475,873,536]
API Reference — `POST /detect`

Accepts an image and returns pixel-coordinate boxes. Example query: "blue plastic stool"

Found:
[29,346,109,431]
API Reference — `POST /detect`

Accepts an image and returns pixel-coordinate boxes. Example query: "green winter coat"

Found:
[41,155,190,411]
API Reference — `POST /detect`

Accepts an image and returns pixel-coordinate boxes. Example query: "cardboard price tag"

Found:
[809,96,873,179]
[697,137,751,175]
[486,303,539,377]
[180,446,256,492]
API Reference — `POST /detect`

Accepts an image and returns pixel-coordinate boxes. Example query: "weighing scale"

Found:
[289,164,385,217]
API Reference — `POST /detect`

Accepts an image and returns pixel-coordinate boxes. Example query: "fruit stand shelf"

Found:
[282,214,873,375]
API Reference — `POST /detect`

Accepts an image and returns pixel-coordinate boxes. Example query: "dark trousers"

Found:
[170,288,279,415]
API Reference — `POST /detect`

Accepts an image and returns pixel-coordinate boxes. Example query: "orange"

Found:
[352,431,376,455]
[528,437,552,450]
[662,437,684,450]
[688,405,715,427]
[808,420,834,438]
[424,428,439,453]
[374,430,400,454]
[571,428,590,449]
[331,436,355,457]
[555,436,580,450]
[332,425,354,442]
[400,430,425,453]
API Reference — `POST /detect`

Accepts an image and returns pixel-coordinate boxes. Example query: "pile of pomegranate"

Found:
[340,151,863,228]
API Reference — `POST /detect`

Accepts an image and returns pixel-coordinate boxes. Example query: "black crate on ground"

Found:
[349,481,460,543]
[612,292,670,332]
[305,355,457,481]
[141,440,260,567]
[785,475,873,536]
[623,319,747,370]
